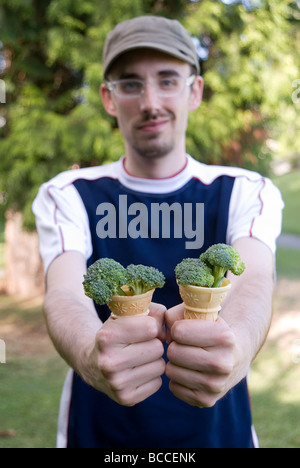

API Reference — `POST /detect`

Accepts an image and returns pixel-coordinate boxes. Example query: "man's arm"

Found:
[221,237,274,375]
[44,251,166,406]
[165,237,274,408]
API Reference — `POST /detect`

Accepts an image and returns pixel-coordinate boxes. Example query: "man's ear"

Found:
[189,76,204,112]
[100,84,118,117]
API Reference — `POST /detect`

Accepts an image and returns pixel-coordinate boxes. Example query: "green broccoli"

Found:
[175,258,215,288]
[126,264,166,296]
[83,258,127,305]
[200,243,246,288]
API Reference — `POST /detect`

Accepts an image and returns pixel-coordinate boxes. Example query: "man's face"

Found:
[101,50,203,161]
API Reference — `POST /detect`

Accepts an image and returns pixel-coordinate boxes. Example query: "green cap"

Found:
[103,16,200,78]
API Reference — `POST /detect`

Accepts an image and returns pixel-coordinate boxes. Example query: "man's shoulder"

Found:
[43,160,121,190]
[188,156,264,186]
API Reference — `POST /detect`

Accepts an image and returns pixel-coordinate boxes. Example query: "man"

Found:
[33,16,283,448]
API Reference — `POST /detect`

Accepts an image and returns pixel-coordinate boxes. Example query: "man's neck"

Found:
[123,150,188,179]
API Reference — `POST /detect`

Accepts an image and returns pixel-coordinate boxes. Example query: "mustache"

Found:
[136,110,174,126]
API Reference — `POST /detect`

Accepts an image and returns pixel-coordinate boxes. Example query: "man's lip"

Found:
[137,120,169,132]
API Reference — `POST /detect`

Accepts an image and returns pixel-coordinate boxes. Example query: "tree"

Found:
[0,0,299,229]
[184,0,300,170]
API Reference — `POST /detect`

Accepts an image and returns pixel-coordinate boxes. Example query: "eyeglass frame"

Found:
[105,74,196,99]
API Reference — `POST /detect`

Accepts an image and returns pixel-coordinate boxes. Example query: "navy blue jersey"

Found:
[33,155,283,448]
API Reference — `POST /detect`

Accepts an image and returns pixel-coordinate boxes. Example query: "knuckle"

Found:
[220,328,236,348]
[171,321,183,342]
[166,341,177,362]
[193,389,219,408]
[153,338,165,358]
[98,352,121,375]
[116,390,135,407]
[208,378,227,395]
[145,316,159,338]
[198,396,218,409]
[157,358,166,375]
[107,374,126,393]
[96,327,113,349]
[214,356,234,375]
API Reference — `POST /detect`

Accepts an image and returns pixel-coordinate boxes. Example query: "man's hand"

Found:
[165,305,245,408]
[45,252,167,407]
[83,303,166,407]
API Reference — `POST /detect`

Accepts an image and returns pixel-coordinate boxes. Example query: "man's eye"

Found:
[120,81,142,93]
[160,78,178,89]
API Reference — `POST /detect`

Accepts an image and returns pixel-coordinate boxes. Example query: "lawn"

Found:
[0,296,68,448]
[249,278,300,448]
[0,273,299,448]
[276,248,300,278]
[273,170,300,236]
[250,170,300,448]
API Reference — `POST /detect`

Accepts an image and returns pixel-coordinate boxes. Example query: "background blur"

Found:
[0,0,299,448]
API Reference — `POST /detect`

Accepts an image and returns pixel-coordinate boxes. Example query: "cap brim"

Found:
[104,43,200,78]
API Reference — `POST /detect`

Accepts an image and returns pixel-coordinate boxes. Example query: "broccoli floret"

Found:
[126,264,165,296]
[83,258,127,305]
[175,258,215,288]
[200,243,246,288]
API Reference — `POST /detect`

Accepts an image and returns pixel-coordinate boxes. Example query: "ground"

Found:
[0,277,299,448]
[249,278,300,448]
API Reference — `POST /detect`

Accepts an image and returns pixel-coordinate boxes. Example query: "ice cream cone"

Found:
[109,287,155,319]
[178,278,231,321]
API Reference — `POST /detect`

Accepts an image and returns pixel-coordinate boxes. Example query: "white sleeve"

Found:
[32,179,92,274]
[227,176,284,254]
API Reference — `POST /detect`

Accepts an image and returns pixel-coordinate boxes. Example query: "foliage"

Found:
[0,0,299,229]
[184,0,300,171]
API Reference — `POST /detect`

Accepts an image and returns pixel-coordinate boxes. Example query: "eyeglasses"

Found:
[105,75,196,99]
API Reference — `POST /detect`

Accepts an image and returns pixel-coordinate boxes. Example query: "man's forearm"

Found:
[44,287,102,378]
[44,252,103,381]
[220,238,274,380]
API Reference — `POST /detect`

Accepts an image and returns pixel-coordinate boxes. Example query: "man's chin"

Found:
[133,142,173,160]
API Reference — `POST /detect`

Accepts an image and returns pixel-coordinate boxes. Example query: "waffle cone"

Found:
[178,279,231,322]
[109,287,155,319]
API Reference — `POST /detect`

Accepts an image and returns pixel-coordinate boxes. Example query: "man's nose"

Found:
[139,83,160,113]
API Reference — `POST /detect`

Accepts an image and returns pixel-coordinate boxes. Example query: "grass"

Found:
[252,167,300,447]
[0,297,68,448]
[249,278,300,448]
[276,248,300,278]
[273,170,300,236]
[0,356,67,448]
[0,274,299,448]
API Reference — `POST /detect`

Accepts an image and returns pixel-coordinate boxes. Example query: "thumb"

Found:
[165,303,185,344]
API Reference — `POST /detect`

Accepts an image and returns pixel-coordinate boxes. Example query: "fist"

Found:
[165,304,237,408]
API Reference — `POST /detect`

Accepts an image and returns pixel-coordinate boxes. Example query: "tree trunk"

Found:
[3,211,44,298]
